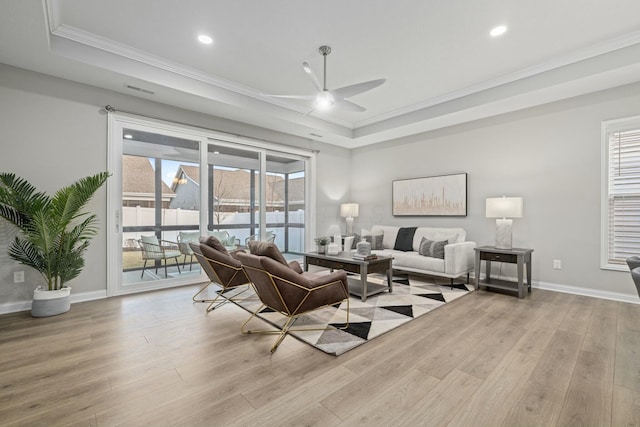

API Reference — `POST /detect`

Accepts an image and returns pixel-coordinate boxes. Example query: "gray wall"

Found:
[350,82,640,299]
[0,63,349,307]
[2,60,637,306]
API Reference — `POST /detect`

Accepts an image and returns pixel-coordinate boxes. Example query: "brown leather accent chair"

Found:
[237,241,350,353]
[190,236,251,313]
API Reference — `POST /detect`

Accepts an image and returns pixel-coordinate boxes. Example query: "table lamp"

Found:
[340,203,359,236]
[486,196,523,249]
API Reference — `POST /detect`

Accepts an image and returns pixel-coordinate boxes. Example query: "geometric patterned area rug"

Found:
[227,272,474,356]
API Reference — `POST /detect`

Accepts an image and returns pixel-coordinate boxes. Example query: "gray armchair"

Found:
[625,256,640,297]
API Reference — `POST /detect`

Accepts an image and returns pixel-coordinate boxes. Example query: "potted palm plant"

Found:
[0,172,109,317]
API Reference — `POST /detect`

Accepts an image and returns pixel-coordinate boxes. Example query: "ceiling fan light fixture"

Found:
[314,92,334,110]
[262,44,384,113]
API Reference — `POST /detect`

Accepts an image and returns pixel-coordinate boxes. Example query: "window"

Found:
[602,115,640,270]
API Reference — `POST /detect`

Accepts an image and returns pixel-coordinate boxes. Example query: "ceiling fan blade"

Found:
[334,98,366,112]
[330,78,386,99]
[302,61,324,92]
[260,93,316,100]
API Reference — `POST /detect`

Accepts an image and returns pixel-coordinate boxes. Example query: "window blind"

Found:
[607,129,640,264]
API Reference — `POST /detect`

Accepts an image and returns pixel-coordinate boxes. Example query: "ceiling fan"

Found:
[263,45,386,112]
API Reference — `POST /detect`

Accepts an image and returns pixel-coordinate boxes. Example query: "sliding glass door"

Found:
[107,114,313,296]
[206,142,307,256]
[115,127,204,294]
[264,153,306,254]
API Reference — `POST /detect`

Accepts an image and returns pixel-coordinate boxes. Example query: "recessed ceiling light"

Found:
[198,34,213,45]
[490,25,507,37]
[124,134,133,139]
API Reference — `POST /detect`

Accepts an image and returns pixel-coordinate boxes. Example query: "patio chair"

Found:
[237,241,350,353]
[244,230,276,246]
[190,236,251,312]
[209,230,241,251]
[176,231,201,270]
[138,235,182,278]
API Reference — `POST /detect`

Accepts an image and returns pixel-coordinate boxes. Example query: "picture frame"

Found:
[392,173,467,216]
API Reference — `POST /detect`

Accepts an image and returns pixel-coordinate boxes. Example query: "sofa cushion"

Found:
[394,227,417,251]
[377,249,445,273]
[412,228,463,251]
[418,237,447,259]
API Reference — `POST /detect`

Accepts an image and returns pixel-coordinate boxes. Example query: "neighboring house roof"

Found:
[123,155,175,197]
[172,165,305,205]
[272,177,305,204]
[171,165,200,191]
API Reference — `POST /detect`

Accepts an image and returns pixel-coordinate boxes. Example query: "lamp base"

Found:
[495,218,513,249]
[345,217,354,236]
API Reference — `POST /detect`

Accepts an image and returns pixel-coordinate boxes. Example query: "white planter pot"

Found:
[31,286,71,317]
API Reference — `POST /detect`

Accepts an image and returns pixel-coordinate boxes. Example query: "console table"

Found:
[474,246,533,299]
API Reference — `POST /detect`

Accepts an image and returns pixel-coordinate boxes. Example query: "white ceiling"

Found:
[1,0,640,148]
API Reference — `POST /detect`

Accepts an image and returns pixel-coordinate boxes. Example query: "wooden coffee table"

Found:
[303,251,393,301]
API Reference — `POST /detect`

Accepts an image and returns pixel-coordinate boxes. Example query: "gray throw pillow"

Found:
[418,237,447,259]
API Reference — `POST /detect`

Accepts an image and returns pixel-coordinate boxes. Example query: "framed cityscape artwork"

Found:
[392,173,467,216]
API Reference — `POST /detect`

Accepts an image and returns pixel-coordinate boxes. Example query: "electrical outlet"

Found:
[14,271,24,283]
[553,260,562,270]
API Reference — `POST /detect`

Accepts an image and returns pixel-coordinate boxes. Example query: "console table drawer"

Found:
[480,252,517,263]
[305,257,359,273]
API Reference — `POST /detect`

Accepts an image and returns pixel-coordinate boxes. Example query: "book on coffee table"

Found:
[352,253,377,260]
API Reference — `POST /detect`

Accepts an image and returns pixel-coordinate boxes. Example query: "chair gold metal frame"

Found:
[191,245,252,313]
[238,253,350,353]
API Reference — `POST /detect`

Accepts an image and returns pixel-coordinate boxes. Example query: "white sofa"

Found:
[365,225,476,283]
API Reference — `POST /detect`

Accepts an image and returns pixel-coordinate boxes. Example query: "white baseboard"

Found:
[0,300,32,315]
[475,273,640,304]
[1,276,638,315]
[533,280,639,304]
[0,289,108,315]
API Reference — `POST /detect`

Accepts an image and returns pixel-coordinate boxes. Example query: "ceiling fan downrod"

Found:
[319,45,331,91]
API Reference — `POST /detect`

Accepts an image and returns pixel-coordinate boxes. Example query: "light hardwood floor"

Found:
[1,283,639,426]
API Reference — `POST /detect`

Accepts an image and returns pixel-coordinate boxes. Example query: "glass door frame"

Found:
[207,137,312,253]
[107,113,316,296]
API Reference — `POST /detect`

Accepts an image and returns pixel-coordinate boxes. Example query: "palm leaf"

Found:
[50,172,110,228]
[0,173,49,229]
[8,237,49,285]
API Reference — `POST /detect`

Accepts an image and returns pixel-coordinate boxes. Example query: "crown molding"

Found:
[48,24,355,130]
[354,29,640,129]
[54,24,309,107]
[45,0,353,130]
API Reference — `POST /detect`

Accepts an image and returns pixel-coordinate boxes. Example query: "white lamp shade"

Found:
[486,197,523,218]
[340,203,359,218]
